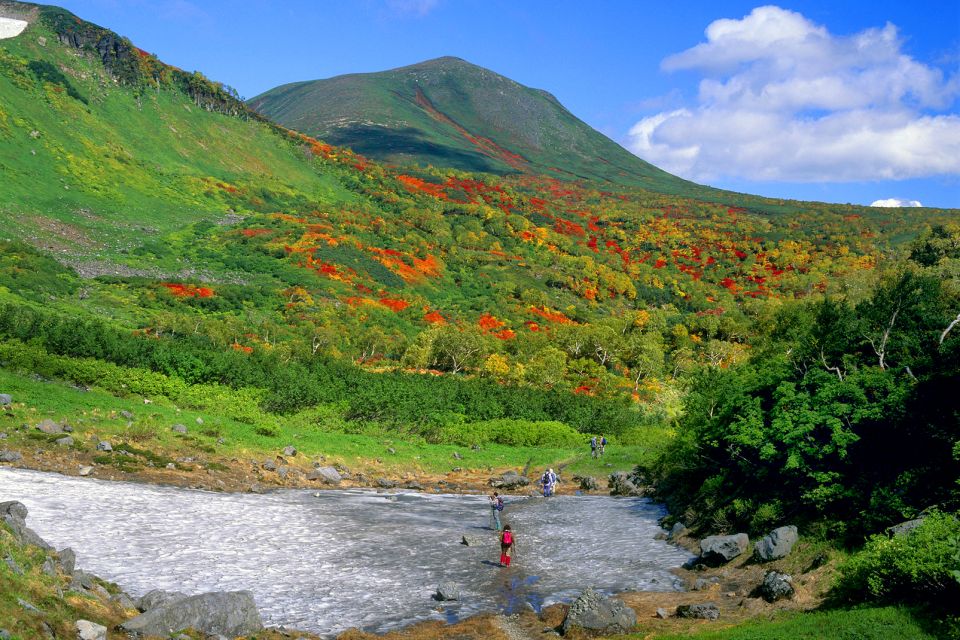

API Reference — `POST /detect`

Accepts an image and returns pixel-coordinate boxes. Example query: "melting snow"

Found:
[0,17,28,39]
[0,467,692,637]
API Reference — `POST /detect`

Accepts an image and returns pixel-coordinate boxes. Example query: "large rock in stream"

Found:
[120,591,262,637]
[488,470,529,490]
[561,587,636,635]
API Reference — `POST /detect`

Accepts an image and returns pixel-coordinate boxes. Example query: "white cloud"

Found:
[627,6,960,183]
[870,198,923,207]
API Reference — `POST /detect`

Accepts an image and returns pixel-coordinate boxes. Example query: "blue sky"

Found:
[54,1,960,208]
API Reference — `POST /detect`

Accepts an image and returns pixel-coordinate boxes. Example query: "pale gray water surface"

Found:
[0,467,692,637]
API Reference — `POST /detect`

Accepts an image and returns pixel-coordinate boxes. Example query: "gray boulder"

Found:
[562,587,636,634]
[36,419,63,434]
[96,441,112,452]
[4,555,23,575]
[121,591,262,637]
[0,501,52,550]
[759,571,794,602]
[435,582,460,601]
[0,394,11,405]
[489,471,529,490]
[120,410,134,420]
[887,518,925,537]
[307,466,342,485]
[676,603,720,620]
[78,466,93,476]
[699,533,749,565]
[668,521,688,541]
[68,570,96,592]
[171,424,188,434]
[655,607,670,619]
[137,589,188,612]
[754,525,798,561]
[282,445,297,457]
[55,436,74,446]
[76,620,107,640]
[376,478,397,488]
[57,548,76,575]
[0,450,22,463]
[575,475,599,491]
[608,472,641,496]
[261,459,277,472]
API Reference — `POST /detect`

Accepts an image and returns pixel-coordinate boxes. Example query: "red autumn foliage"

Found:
[424,311,446,325]
[161,283,214,298]
[494,328,516,340]
[379,297,410,312]
[478,313,505,331]
[529,306,573,324]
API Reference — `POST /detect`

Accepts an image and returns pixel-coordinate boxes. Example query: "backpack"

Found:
[502,530,513,545]
[496,497,504,511]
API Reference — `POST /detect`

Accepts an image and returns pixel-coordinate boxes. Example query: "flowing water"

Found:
[0,467,693,637]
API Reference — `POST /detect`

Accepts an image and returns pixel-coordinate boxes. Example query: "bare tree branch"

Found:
[820,348,844,381]
[941,312,960,345]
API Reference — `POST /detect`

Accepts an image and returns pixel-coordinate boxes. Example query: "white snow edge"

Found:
[0,17,28,40]
[870,198,923,208]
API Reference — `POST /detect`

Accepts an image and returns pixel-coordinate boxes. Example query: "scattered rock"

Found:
[0,394,11,405]
[575,475,599,491]
[121,591,262,637]
[68,570,96,592]
[4,555,23,575]
[387,447,396,454]
[57,548,76,575]
[692,577,720,591]
[887,517,925,537]
[0,629,10,640]
[96,441,112,452]
[0,450,22,463]
[137,589,188,612]
[608,472,642,496]
[404,481,423,490]
[461,535,488,547]
[171,424,188,434]
[376,478,397,488]
[55,436,74,446]
[0,501,52,549]
[759,571,794,602]
[78,466,93,476]
[36,419,63,434]
[676,603,720,620]
[196,417,204,425]
[165,463,176,470]
[699,533,749,566]
[17,597,41,613]
[120,410,134,420]
[654,532,667,541]
[261,459,277,472]
[76,620,107,640]
[655,607,669,619]
[488,470,530,490]
[282,446,297,457]
[668,521,688,541]
[754,525,798,561]
[452,451,462,460]
[435,582,460,601]
[561,587,637,634]
[41,557,56,576]
[306,466,341,485]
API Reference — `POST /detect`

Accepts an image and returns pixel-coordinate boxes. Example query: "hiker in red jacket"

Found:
[499,524,515,567]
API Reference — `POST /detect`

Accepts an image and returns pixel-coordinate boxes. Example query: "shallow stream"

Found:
[0,467,692,637]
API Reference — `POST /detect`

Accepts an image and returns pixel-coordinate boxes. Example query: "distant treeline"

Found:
[0,303,637,435]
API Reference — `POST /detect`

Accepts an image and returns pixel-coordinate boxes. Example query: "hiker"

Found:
[541,468,558,497]
[599,435,607,456]
[590,436,597,458]
[489,491,504,531]
[499,524,514,566]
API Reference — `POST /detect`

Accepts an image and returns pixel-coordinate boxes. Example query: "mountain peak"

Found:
[250,57,690,189]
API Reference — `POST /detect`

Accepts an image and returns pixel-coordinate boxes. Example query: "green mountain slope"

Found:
[249,56,701,192]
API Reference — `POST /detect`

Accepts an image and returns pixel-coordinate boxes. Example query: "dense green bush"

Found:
[836,512,960,609]
[430,418,584,448]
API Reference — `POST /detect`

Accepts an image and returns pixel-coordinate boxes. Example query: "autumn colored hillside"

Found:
[0,0,956,429]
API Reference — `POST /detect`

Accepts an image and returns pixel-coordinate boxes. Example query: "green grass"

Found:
[0,365,648,479]
[627,606,943,640]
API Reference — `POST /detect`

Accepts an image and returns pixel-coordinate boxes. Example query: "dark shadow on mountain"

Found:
[324,125,512,175]
[28,60,88,105]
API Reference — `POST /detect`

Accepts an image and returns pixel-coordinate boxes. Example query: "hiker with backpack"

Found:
[498,524,515,566]
[489,491,504,531]
[541,468,558,497]
[599,435,607,456]
[590,436,597,458]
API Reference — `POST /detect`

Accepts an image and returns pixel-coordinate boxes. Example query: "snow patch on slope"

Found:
[0,17,28,39]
